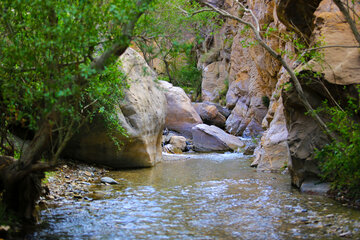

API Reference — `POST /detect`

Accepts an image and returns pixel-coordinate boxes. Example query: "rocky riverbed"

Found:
[27,154,360,239]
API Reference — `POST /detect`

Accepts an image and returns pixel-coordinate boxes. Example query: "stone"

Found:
[300,179,330,196]
[169,136,187,152]
[64,48,167,168]
[100,177,119,185]
[193,102,227,129]
[163,144,182,154]
[201,61,229,102]
[276,0,322,38]
[226,99,249,136]
[159,81,202,138]
[306,0,360,85]
[243,143,257,155]
[226,96,267,137]
[339,231,352,238]
[254,97,291,172]
[192,124,245,152]
[282,74,359,187]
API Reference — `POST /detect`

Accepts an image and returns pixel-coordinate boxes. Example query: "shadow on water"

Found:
[28,152,360,240]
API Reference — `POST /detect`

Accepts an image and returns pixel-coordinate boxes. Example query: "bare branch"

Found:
[236,0,260,32]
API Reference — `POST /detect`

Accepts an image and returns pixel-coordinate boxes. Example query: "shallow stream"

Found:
[29,153,360,239]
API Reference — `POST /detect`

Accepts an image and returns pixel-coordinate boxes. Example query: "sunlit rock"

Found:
[159,81,202,138]
[192,124,244,152]
[64,48,166,168]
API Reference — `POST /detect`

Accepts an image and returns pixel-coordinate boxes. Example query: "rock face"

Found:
[254,98,290,172]
[199,0,283,138]
[280,0,360,187]
[201,61,229,102]
[193,102,227,129]
[65,48,167,168]
[160,81,203,138]
[283,72,359,187]
[308,0,360,85]
[200,0,360,188]
[192,124,245,152]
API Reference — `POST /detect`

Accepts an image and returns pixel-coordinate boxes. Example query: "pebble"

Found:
[299,218,310,224]
[339,231,352,238]
[101,177,119,185]
[84,171,93,177]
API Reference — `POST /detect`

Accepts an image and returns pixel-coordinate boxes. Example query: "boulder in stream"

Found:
[192,124,245,152]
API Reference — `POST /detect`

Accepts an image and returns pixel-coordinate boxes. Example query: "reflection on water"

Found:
[30,153,360,239]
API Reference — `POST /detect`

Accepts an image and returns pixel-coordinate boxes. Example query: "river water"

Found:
[29,153,360,239]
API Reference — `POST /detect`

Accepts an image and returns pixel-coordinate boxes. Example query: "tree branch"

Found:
[201,0,336,141]
[333,0,360,46]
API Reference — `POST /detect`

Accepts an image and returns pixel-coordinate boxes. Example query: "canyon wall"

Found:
[200,0,360,187]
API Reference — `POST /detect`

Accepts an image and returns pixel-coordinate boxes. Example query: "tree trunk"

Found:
[0,119,54,221]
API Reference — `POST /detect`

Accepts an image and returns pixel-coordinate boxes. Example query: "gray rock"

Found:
[192,124,245,152]
[101,177,119,185]
[300,179,330,195]
[193,102,227,129]
[244,143,257,155]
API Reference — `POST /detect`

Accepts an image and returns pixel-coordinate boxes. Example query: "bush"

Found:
[315,89,360,199]
[262,96,270,108]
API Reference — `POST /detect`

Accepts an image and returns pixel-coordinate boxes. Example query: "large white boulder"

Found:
[64,48,167,168]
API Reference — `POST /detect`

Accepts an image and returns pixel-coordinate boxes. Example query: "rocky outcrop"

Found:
[280,0,360,187]
[203,0,360,189]
[192,124,245,152]
[225,96,267,137]
[193,102,227,129]
[159,81,203,138]
[201,61,229,102]
[307,0,360,85]
[283,71,359,187]
[252,68,292,171]
[253,98,290,172]
[65,48,167,168]
[276,0,322,38]
[199,0,284,138]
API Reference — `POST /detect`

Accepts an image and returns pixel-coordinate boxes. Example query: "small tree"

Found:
[0,0,152,221]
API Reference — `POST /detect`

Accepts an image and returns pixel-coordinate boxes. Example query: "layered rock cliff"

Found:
[199,0,360,188]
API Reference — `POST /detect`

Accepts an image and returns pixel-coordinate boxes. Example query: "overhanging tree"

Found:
[0,0,152,221]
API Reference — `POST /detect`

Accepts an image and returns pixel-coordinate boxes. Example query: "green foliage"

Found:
[262,96,270,108]
[218,78,229,106]
[134,0,221,98]
[42,171,56,184]
[315,89,360,199]
[0,0,145,158]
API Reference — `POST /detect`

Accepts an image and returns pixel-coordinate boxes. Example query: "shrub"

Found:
[315,89,360,199]
[262,96,270,108]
